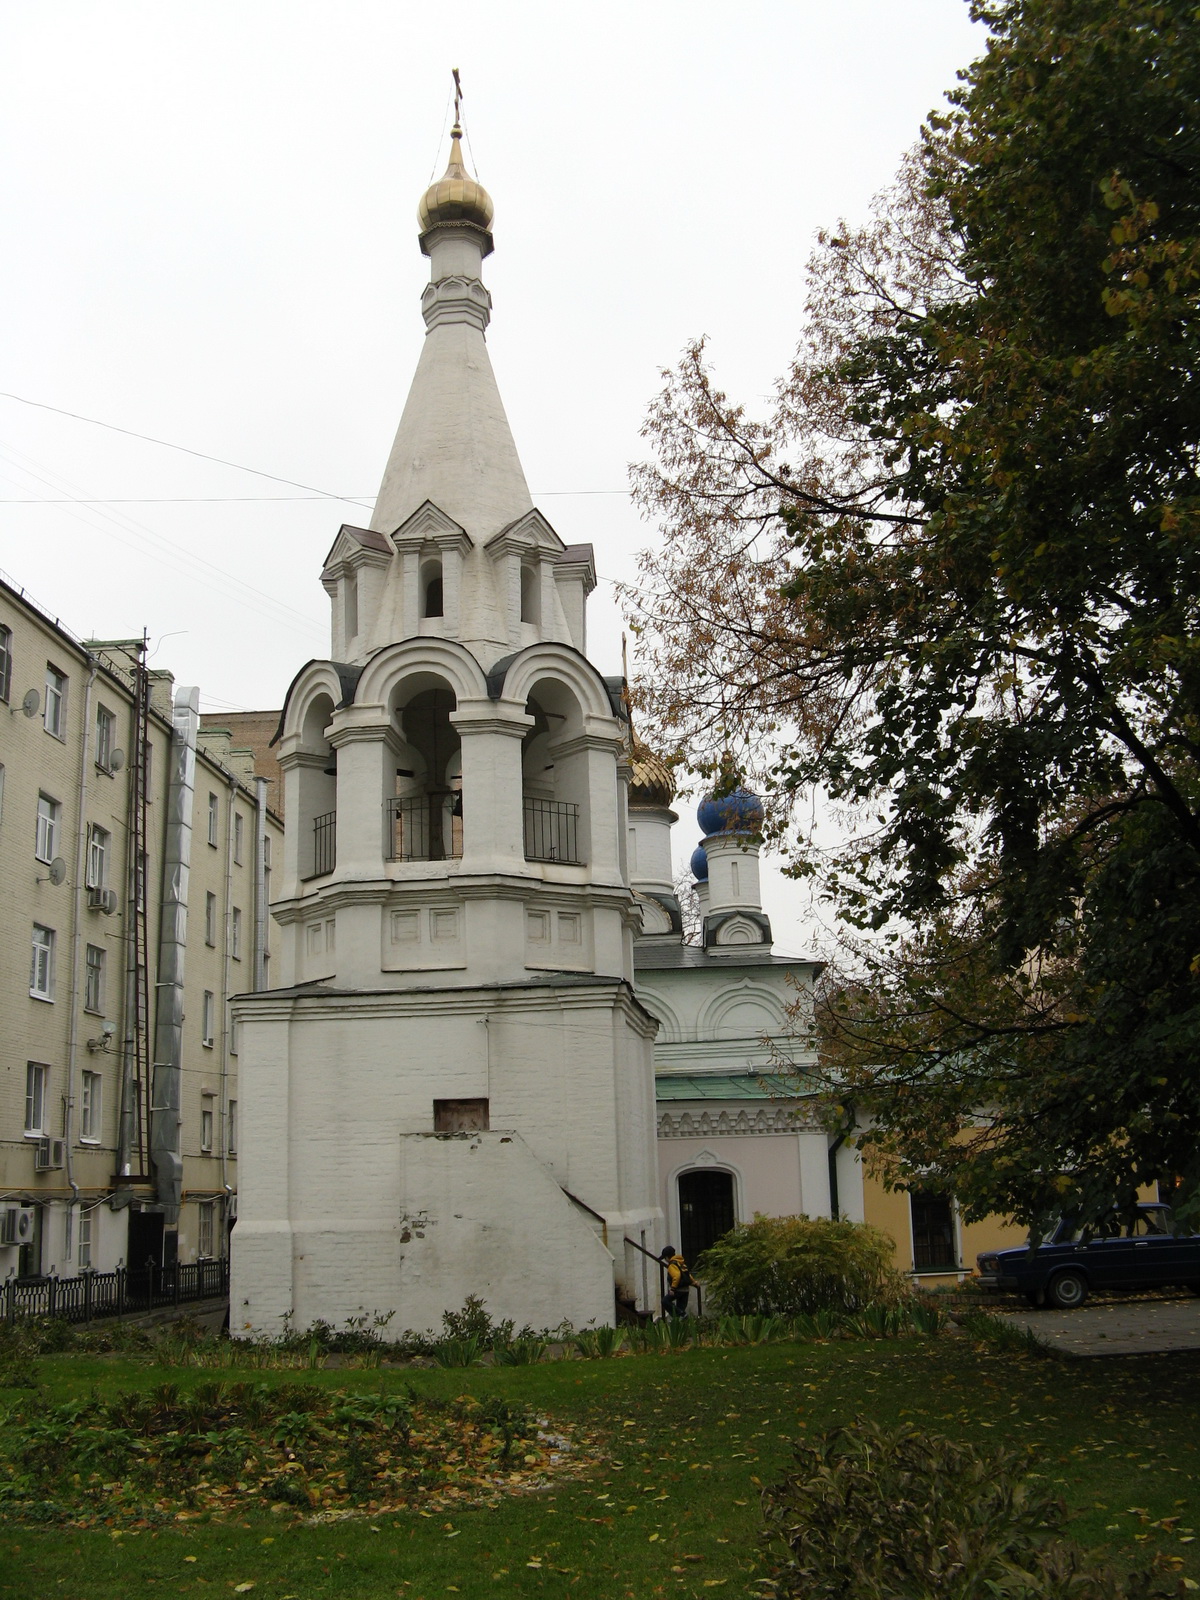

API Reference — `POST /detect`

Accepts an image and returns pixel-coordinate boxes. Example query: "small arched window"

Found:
[520,562,540,625]
[421,558,444,619]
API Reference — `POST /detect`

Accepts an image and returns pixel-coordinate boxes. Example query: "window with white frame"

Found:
[95,704,116,771]
[85,824,110,890]
[84,944,105,1013]
[197,1200,214,1258]
[25,1062,48,1134]
[207,792,219,846]
[64,1205,73,1262]
[30,925,55,1000]
[78,1208,93,1269]
[201,991,215,1047]
[35,793,61,863]
[205,891,217,946]
[233,811,245,864]
[43,664,67,738]
[0,762,6,826]
[81,1069,102,1141]
[227,1099,237,1154]
[200,1096,214,1151]
[229,1017,239,1055]
[231,905,242,960]
[0,624,12,703]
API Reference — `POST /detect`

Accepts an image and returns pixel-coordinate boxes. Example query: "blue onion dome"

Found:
[690,843,709,883]
[629,738,676,809]
[697,785,765,837]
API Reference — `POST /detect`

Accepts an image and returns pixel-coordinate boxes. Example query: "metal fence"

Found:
[523,796,581,864]
[3,1258,229,1325]
[385,796,462,862]
[312,811,336,876]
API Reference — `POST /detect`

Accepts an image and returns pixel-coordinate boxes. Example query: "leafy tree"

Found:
[623,0,1200,1227]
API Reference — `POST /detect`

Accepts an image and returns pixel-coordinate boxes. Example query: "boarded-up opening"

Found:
[434,1098,490,1133]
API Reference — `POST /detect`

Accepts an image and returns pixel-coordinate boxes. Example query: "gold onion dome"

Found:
[629,741,676,809]
[418,124,495,233]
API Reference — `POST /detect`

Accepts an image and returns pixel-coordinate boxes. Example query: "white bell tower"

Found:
[231,105,661,1338]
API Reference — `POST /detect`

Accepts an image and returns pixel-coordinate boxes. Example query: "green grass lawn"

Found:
[2,1333,1198,1599]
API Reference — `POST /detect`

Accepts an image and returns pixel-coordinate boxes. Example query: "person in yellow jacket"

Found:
[659,1244,693,1318]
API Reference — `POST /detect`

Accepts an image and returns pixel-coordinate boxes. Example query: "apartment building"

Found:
[0,574,282,1283]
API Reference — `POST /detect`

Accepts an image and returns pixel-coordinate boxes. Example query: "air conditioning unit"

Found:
[0,1208,35,1247]
[35,1138,64,1171]
[88,887,118,915]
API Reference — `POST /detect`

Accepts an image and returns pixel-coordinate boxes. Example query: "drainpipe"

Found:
[827,1133,845,1222]
[63,660,98,1217]
[149,686,199,1237]
[253,776,268,989]
[219,772,237,1247]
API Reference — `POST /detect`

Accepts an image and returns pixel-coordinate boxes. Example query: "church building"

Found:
[230,120,661,1337]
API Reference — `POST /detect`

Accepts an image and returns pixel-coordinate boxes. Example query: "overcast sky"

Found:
[0,0,985,951]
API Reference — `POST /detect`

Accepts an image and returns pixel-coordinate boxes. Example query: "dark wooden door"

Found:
[678,1169,735,1266]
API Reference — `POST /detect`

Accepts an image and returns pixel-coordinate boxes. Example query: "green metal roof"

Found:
[654,1073,805,1102]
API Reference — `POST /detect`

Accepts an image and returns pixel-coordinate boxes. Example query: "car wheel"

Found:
[1046,1270,1089,1310]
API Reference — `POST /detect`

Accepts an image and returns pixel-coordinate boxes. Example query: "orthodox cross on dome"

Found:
[452,66,463,135]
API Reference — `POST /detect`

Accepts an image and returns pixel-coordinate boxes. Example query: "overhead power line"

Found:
[0,392,373,508]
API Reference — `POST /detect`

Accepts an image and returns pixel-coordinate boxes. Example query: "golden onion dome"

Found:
[629,741,677,809]
[418,125,495,234]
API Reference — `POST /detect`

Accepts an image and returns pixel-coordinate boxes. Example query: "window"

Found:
[229,1017,239,1056]
[201,990,215,1047]
[81,1070,102,1141]
[207,792,219,846]
[0,624,11,702]
[910,1191,958,1271]
[227,1099,237,1154]
[78,1209,92,1269]
[233,811,245,864]
[95,705,115,771]
[143,739,153,802]
[205,891,217,946]
[200,1098,214,1151]
[344,571,359,639]
[64,1206,73,1263]
[30,925,55,1000]
[25,1063,48,1135]
[433,1098,490,1132]
[0,763,5,826]
[421,557,444,618]
[135,848,147,903]
[231,906,243,960]
[520,562,540,625]
[84,944,105,1013]
[263,834,272,869]
[197,1200,214,1258]
[85,824,110,890]
[43,664,67,738]
[35,793,61,863]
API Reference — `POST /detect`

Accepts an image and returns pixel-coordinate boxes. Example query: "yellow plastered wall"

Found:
[861,1168,1026,1285]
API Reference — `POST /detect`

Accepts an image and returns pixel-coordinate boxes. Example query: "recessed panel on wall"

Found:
[382,903,467,971]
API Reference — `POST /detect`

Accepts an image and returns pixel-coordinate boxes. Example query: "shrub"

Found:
[695,1215,904,1316]
[762,1421,1175,1599]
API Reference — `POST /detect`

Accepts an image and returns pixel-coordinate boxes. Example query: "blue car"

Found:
[976,1203,1200,1309]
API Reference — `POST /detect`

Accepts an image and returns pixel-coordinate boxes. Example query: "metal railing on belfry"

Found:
[2,1257,230,1326]
[385,795,463,862]
[312,811,336,875]
[523,796,581,864]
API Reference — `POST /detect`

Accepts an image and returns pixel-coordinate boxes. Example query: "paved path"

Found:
[996,1296,1200,1356]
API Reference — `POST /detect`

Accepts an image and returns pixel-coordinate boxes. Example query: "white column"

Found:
[705,833,763,915]
[451,699,533,874]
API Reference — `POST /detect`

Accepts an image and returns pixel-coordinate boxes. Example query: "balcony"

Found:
[523,796,581,864]
[312,811,336,876]
[385,795,463,863]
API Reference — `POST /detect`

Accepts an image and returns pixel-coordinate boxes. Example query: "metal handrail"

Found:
[312,811,336,875]
[523,796,581,864]
[385,795,463,862]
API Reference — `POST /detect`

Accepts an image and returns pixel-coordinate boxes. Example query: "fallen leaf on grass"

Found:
[233,1587,255,1595]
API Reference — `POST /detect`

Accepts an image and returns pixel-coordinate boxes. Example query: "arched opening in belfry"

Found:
[388,676,461,861]
[520,561,540,626]
[521,676,585,864]
[677,1168,736,1266]
[421,556,444,619]
[298,692,337,877]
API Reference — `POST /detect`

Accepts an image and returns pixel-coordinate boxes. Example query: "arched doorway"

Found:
[678,1169,736,1265]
